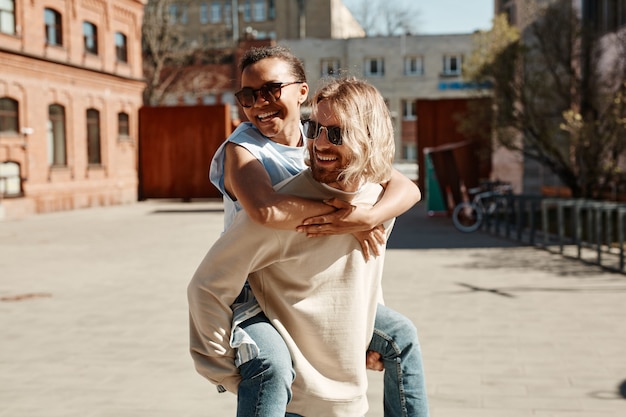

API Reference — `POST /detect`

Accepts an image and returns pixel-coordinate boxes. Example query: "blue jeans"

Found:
[368,304,429,417]
[237,305,428,417]
[236,312,294,417]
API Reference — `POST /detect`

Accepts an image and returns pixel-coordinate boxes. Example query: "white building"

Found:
[282,34,490,178]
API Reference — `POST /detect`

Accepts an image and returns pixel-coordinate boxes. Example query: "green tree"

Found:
[464,0,626,199]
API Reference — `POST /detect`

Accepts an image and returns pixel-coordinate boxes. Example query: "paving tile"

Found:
[2,201,626,416]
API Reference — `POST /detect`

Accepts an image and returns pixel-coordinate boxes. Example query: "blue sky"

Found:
[416,0,495,34]
[344,0,495,35]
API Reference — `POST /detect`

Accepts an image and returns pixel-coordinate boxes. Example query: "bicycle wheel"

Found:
[452,202,483,232]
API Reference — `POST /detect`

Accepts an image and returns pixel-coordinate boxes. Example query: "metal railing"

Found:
[477,194,626,274]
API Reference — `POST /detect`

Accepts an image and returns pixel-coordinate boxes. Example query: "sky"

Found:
[414,0,494,34]
[343,0,495,35]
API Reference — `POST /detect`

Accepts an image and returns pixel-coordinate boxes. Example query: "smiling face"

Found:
[306,99,356,191]
[240,57,308,146]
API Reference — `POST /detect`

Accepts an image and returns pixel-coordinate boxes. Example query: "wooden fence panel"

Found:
[138,105,231,200]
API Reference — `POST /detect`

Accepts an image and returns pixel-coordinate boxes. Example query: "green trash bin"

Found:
[424,152,447,216]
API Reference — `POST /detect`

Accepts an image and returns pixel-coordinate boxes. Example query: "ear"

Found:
[298,83,309,104]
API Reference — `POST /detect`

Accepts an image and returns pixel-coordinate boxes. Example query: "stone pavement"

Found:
[1,200,625,417]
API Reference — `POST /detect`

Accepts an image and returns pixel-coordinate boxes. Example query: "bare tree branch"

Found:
[464,0,626,198]
[345,0,421,36]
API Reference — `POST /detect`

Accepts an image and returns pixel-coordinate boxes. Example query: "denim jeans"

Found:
[236,305,428,417]
[368,304,430,417]
[237,312,294,417]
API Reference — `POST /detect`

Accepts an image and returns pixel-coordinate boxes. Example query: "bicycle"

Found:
[452,182,513,233]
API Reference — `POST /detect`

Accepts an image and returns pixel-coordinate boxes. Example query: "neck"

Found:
[329,178,361,193]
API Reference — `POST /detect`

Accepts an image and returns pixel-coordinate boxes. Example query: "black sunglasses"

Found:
[235,81,303,108]
[301,119,343,146]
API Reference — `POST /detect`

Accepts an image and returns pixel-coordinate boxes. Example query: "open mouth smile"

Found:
[257,110,279,122]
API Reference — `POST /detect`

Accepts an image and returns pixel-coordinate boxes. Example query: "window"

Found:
[402,144,417,161]
[210,1,221,23]
[44,8,63,46]
[253,0,266,21]
[83,21,98,55]
[200,3,209,24]
[168,3,187,24]
[118,112,129,137]
[364,57,384,77]
[86,109,101,165]
[180,5,188,24]
[0,0,15,35]
[242,0,251,22]
[224,3,232,26]
[115,32,128,63]
[268,0,275,19]
[401,100,416,120]
[0,97,18,134]
[169,4,178,23]
[404,56,424,76]
[321,59,340,77]
[0,161,21,197]
[442,54,462,76]
[47,104,67,166]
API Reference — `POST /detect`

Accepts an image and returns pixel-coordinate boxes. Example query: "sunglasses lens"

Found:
[302,121,342,145]
[264,83,282,102]
[236,83,284,108]
[303,121,319,139]
[235,88,254,107]
[327,127,342,145]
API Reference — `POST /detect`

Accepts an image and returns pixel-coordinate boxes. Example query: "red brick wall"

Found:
[0,0,146,220]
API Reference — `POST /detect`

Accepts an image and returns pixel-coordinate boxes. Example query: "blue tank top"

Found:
[209,122,307,230]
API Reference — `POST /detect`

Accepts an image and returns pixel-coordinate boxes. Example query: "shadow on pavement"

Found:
[450,281,626,298]
[388,203,626,282]
[387,202,522,250]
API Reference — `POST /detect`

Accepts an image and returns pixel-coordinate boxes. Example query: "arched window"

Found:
[83,21,98,55]
[86,108,101,165]
[47,104,67,166]
[117,112,129,137]
[115,32,128,62]
[0,97,19,133]
[44,8,63,46]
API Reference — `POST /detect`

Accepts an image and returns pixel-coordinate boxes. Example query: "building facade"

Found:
[164,0,364,49]
[282,34,487,172]
[0,0,146,220]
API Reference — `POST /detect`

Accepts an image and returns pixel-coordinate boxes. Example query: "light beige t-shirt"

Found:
[188,169,394,417]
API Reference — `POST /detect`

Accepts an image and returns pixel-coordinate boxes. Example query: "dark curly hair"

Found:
[239,45,306,83]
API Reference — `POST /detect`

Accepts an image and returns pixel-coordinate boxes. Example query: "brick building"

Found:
[0,0,146,220]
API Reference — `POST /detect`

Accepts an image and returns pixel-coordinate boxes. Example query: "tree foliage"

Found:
[465,0,626,199]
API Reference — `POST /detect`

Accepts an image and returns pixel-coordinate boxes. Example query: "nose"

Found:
[251,91,267,107]
[314,126,333,148]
